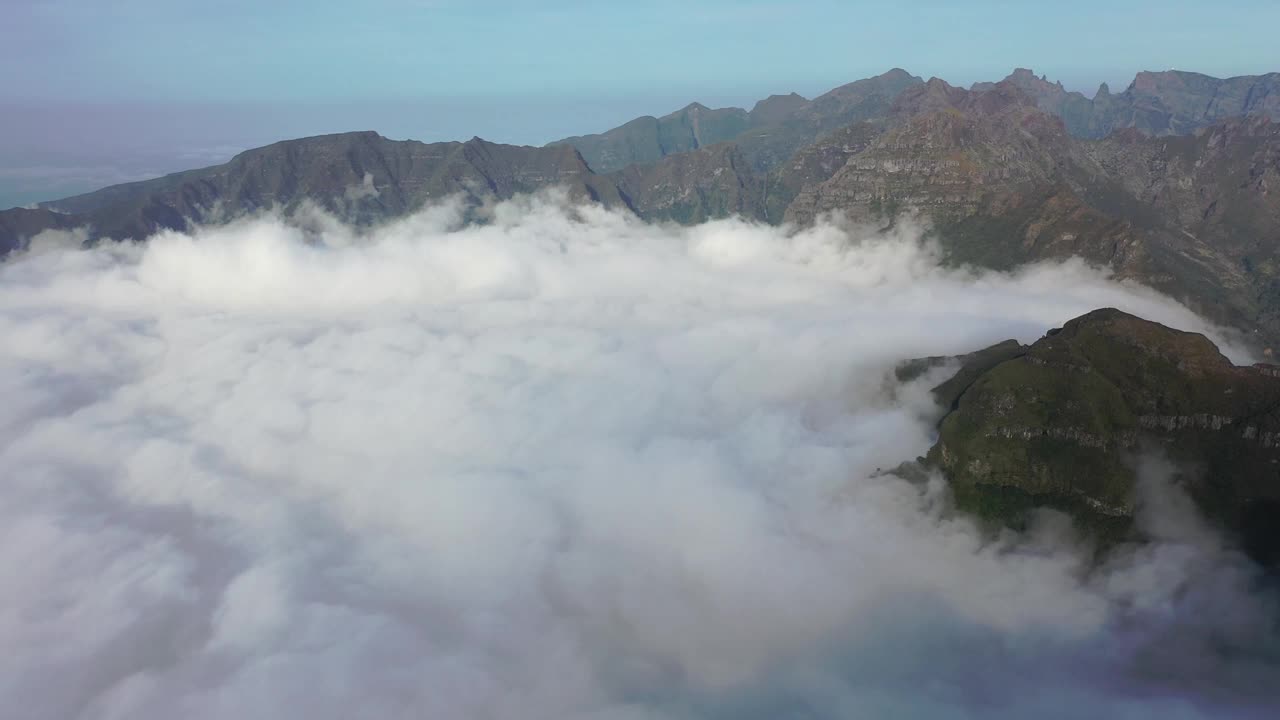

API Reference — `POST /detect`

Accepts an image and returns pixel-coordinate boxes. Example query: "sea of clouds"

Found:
[1,194,1277,719]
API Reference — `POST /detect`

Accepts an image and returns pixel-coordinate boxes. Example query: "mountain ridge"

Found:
[3,67,1278,350]
[973,67,1280,139]
[549,68,925,174]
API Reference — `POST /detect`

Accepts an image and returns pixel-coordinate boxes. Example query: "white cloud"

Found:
[0,193,1274,719]
[342,172,381,202]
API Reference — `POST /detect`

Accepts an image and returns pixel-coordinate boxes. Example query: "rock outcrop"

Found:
[923,309,1280,563]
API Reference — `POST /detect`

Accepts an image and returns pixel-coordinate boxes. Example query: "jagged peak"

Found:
[891,77,965,114]
[891,74,1048,124]
[1002,68,1066,92]
[661,101,747,121]
[878,67,921,81]
[748,92,810,121]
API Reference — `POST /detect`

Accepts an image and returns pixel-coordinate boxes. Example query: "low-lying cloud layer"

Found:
[1,195,1276,719]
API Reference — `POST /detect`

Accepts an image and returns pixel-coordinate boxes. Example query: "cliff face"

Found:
[784,79,1071,225]
[611,143,766,224]
[924,309,1280,563]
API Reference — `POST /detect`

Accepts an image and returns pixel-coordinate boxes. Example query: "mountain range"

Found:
[2,67,1278,351]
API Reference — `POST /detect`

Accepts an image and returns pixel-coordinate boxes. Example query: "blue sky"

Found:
[10,0,1280,102]
[3,0,1279,207]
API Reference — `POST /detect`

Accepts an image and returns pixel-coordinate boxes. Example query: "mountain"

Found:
[0,207,81,256]
[783,77,1071,225]
[551,102,752,175]
[3,67,1278,349]
[548,68,924,173]
[774,77,1280,349]
[918,308,1280,564]
[0,130,770,248]
[732,67,925,171]
[34,132,627,239]
[975,67,1280,139]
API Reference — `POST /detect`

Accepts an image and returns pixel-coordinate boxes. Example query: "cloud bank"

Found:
[0,195,1276,719]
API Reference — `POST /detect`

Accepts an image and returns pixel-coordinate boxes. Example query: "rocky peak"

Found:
[1006,67,1065,92]
[1129,69,1188,93]
[923,308,1280,563]
[817,69,925,105]
[890,77,969,115]
[877,67,920,84]
[748,92,810,125]
[892,76,1043,124]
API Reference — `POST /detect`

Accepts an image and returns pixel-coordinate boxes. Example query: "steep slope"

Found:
[924,308,1280,563]
[611,143,767,224]
[762,121,884,222]
[785,78,1070,225]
